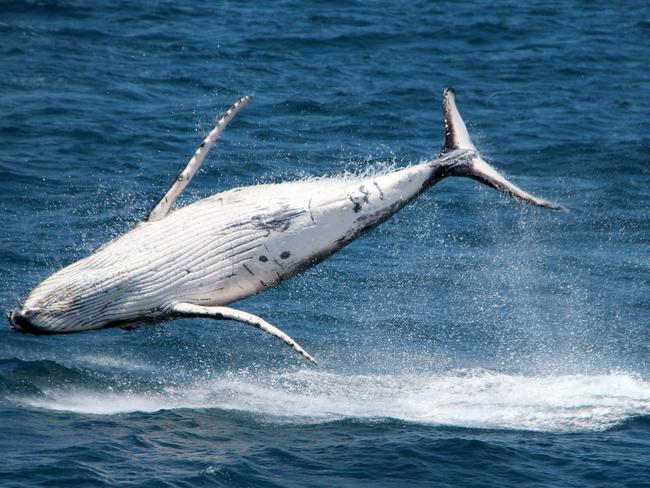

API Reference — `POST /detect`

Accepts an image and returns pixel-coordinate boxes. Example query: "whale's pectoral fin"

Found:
[439,88,565,211]
[146,95,253,222]
[171,302,317,365]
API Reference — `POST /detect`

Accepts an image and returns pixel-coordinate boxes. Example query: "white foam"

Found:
[21,369,650,432]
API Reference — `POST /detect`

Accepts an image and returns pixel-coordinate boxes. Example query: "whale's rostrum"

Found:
[9,89,563,364]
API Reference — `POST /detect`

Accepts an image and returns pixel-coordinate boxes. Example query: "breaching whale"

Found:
[9,89,563,364]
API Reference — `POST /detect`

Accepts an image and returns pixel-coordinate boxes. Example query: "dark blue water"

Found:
[1,1,649,486]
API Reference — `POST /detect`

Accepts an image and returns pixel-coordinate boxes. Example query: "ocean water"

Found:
[1,0,649,486]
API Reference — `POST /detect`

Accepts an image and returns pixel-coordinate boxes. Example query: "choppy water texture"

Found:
[1,1,649,486]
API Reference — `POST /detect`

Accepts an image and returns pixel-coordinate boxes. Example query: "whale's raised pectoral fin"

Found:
[171,302,318,365]
[146,95,253,222]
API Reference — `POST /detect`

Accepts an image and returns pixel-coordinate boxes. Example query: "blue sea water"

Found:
[1,0,649,486]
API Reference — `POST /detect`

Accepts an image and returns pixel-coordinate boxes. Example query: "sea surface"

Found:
[1,1,649,486]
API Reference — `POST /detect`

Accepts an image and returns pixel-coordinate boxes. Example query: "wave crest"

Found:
[13,366,650,432]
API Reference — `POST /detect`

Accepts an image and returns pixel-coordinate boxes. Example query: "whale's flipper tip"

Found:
[439,88,565,211]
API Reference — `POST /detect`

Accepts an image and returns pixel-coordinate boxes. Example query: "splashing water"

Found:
[18,368,650,432]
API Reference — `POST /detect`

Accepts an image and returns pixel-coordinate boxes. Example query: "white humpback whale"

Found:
[9,89,563,364]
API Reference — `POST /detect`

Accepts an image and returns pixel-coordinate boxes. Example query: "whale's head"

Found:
[9,263,143,334]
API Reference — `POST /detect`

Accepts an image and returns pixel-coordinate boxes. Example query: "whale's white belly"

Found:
[48,164,432,319]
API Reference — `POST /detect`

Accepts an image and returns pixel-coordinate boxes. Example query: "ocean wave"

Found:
[10,365,650,433]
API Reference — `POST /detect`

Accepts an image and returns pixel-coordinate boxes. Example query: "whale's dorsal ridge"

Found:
[146,95,253,223]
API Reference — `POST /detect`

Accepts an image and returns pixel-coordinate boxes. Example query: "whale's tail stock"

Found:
[437,88,564,211]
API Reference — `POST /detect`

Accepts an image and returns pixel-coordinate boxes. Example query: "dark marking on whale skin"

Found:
[252,207,307,232]
[188,297,213,302]
[348,186,371,214]
[242,263,255,276]
[202,287,225,298]
[307,198,315,222]
[349,195,362,213]
[259,255,268,262]
[373,181,384,200]
[280,251,291,259]
[354,200,405,227]
[334,200,410,255]
[199,141,206,148]
[359,185,370,203]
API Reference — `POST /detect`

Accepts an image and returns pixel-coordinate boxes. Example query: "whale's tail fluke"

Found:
[439,88,564,211]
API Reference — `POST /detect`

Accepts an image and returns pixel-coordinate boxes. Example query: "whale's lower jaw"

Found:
[8,312,159,335]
